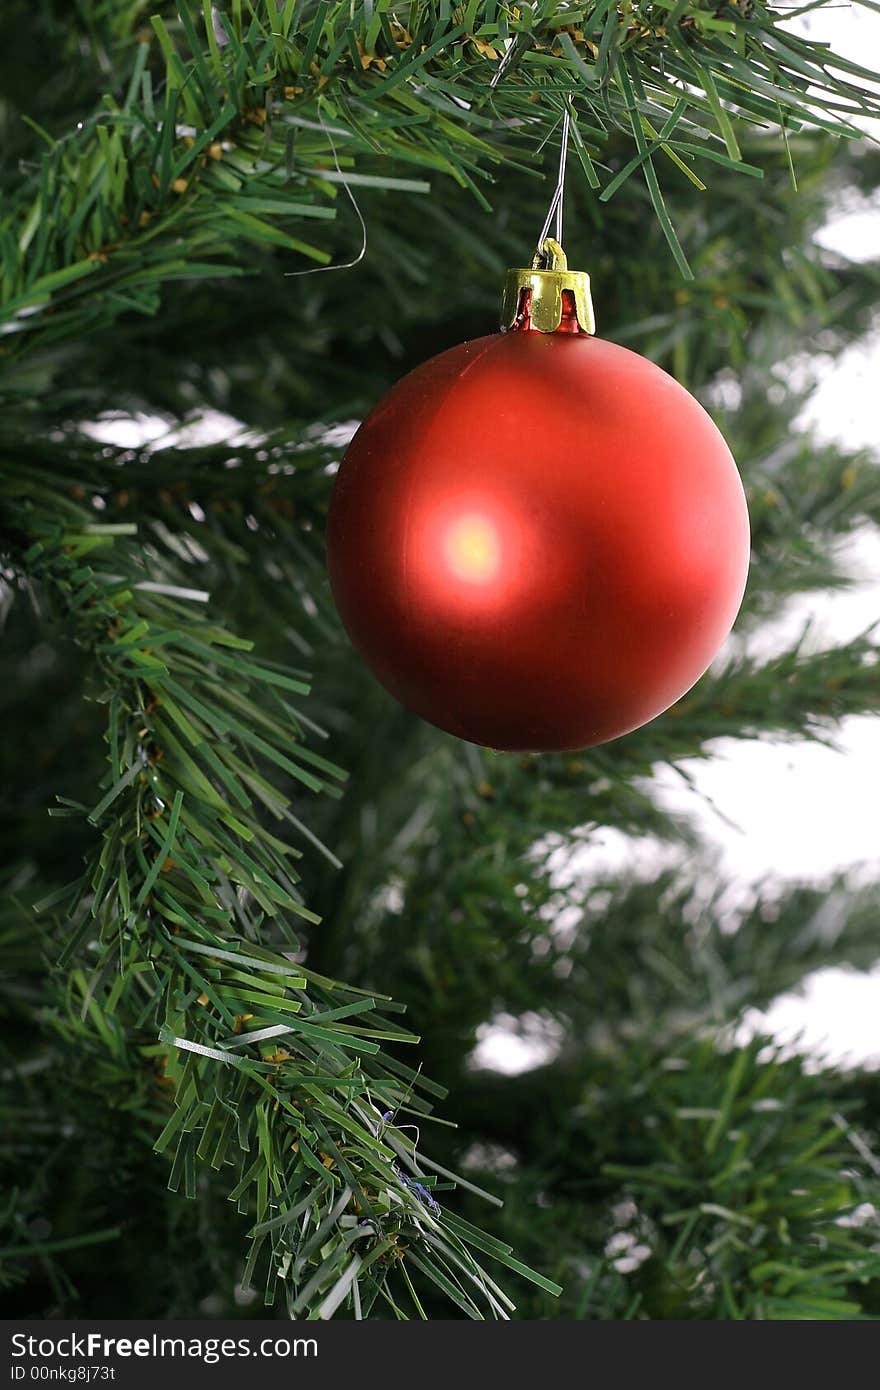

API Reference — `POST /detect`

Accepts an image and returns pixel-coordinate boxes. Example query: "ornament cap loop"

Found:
[501,237,596,336]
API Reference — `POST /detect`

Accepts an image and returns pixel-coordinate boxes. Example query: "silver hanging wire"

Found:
[285,103,367,278]
[535,108,571,263]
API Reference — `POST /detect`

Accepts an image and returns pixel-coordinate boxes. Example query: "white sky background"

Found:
[474,4,880,1076]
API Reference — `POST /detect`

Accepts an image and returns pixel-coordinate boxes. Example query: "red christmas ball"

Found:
[327,297,749,752]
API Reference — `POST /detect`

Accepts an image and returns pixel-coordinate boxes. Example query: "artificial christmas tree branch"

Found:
[0,468,560,1315]
[4,1,880,375]
[449,1036,880,1319]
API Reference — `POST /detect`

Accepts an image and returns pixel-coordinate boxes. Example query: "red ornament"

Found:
[327,242,749,751]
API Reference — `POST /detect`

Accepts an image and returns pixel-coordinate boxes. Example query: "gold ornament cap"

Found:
[501,238,596,335]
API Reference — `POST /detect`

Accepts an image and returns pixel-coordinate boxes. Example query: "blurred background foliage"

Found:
[2,1,880,1319]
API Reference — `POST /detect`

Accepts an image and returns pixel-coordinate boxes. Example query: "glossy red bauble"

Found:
[327,327,749,752]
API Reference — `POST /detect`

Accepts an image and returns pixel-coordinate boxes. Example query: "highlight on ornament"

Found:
[327,236,749,754]
[443,514,503,587]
